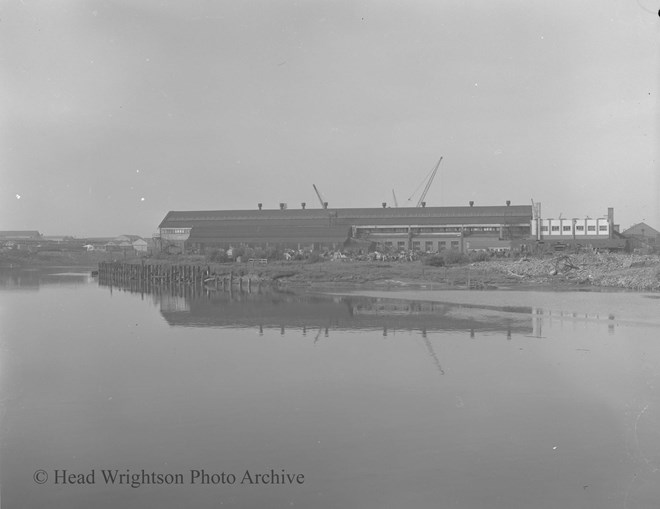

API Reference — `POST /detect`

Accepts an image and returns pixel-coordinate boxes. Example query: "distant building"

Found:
[621,222,660,249]
[113,235,149,254]
[0,230,41,239]
[132,238,148,253]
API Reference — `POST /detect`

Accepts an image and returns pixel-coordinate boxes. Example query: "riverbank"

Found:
[261,252,660,291]
[0,250,127,269]
[3,250,659,291]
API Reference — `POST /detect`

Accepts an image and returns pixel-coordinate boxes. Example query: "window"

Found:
[576,225,584,231]
[438,241,446,250]
[551,226,560,232]
[599,225,608,231]
[588,226,596,231]
[541,226,549,232]
[451,241,460,248]
[412,241,420,250]
[425,241,433,251]
[563,226,572,232]
[397,241,406,249]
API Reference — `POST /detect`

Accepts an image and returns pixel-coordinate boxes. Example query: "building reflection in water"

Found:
[97,278,625,340]
[98,278,536,338]
[531,307,618,338]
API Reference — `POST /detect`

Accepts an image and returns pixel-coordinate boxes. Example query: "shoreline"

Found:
[2,251,659,292]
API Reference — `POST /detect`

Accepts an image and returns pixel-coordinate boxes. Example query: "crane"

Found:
[312,184,328,209]
[404,156,443,207]
[416,156,442,207]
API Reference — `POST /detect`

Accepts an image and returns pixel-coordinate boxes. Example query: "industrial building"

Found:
[156,203,533,254]
[530,206,626,250]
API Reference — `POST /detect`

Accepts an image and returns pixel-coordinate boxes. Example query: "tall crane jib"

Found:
[312,184,328,209]
[416,156,443,207]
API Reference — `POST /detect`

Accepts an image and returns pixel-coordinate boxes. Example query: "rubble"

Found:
[480,252,660,291]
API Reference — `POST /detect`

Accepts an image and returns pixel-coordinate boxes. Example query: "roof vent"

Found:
[301,202,306,209]
[258,203,262,210]
[469,201,474,207]
[323,202,328,209]
[506,200,511,206]
[279,203,287,210]
[421,202,426,208]
[382,202,387,208]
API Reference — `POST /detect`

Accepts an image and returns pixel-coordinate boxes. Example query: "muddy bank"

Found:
[265,253,660,292]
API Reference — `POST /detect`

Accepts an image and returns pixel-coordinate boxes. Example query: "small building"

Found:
[114,235,149,254]
[621,222,660,249]
[132,238,148,253]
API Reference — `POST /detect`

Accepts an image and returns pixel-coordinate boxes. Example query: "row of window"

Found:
[358,226,503,234]
[383,240,460,250]
[161,228,190,234]
[541,225,607,232]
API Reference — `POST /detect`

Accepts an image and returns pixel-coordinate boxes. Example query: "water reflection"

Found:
[2,268,651,339]
[3,269,660,509]
[89,275,659,339]
[99,279,534,337]
[0,267,94,290]
[531,307,625,337]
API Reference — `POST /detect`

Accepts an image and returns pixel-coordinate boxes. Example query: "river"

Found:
[1,268,659,508]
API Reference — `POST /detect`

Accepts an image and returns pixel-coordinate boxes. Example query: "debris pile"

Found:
[481,252,660,291]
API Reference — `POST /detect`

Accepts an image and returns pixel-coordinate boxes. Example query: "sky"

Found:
[1,0,658,237]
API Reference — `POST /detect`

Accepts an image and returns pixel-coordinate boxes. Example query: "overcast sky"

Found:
[1,0,658,237]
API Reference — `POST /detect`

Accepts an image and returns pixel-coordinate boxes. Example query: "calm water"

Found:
[1,268,660,509]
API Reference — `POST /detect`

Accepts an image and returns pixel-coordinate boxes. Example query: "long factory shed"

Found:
[156,204,534,253]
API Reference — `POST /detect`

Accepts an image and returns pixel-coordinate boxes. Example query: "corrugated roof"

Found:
[159,205,532,228]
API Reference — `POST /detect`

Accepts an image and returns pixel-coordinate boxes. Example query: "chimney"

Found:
[506,200,511,206]
[469,201,474,207]
[421,202,426,208]
[382,202,387,208]
[301,202,306,209]
[608,207,614,239]
[258,203,262,210]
